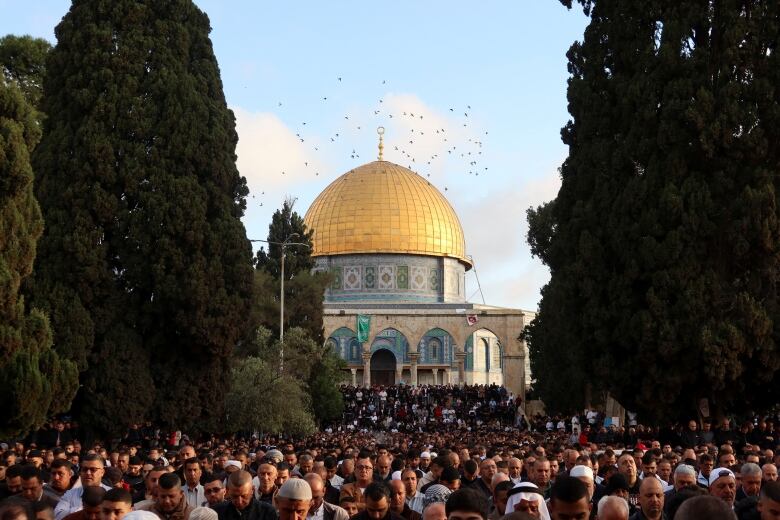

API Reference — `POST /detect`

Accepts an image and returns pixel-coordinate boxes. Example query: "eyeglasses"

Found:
[80,467,102,474]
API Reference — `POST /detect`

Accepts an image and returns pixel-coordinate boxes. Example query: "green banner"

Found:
[357,314,370,343]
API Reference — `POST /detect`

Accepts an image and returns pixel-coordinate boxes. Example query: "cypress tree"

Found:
[255,199,315,279]
[29,0,254,433]
[0,80,78,437]
[255,199,328,343]
[528,1,780,420]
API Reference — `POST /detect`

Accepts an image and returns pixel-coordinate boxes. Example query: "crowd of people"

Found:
[1,384,779,520]
[335,385,521,432]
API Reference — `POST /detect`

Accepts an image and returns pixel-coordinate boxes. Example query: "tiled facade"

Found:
[314,254,466,303]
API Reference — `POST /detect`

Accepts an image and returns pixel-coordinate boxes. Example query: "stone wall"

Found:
[323,306,534,399]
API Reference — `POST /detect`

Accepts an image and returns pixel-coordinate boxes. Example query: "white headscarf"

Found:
[505,482,551,520]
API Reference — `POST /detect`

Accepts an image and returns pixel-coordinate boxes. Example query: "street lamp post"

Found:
[249,233,310,373]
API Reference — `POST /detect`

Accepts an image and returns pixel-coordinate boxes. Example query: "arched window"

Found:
[429,338,441,362]
[492,341,502,370]
[482,338,491,370]
[350,340,360,361]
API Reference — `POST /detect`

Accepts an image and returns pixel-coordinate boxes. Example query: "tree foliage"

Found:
[27,0,254,435]
[0,79,78,437]
[528,1,780,420]
[0,35,51,112]
[255,198,315,279]
[308,348,347,425]
[227,325,343,434]
[225,356,316,437]
[254,199,329,343]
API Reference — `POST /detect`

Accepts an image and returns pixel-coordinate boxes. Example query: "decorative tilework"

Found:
[378,265,394,289]
[397,266,409,289]
[343,266,362,290]
[419,328,455,364]
[370,328,409,363]
[320,254,467,304]
[429,268,440,291]
[364,266,375,289]
[328,327,360,363]
[330,266,342,290]
[411,266,426,290]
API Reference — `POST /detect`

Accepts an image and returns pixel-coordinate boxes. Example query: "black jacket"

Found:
[735,496,760,520]
[350,510,404,520]
[213,497,279,520]
[629,511,667,520]
[324,481,340,506]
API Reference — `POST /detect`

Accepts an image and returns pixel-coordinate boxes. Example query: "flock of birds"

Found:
[248,76,491,205]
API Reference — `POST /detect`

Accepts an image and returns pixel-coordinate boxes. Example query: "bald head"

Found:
[763,463,778,482]
[304,473,323,490]
[422,502,446,520]
[179,446,196,460]
[376,455,391,477]
[675,495,735,520]
[638,476,664,520]
[390,479,406,513]
[491,472,509,489]
[597,495,629,520]
[228,470,253,488]
[640,477,664,494]
[304,473,324,511]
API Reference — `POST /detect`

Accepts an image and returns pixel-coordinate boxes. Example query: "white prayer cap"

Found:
[709,467,735,487]
[570,465,594,480]
[278,478,313,500]
[224,460,242,470]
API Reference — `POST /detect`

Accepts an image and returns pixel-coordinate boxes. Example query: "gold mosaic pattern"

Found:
[304,161,471,267]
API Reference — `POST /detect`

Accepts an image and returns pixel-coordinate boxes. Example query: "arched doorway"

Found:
[370,349,396,386]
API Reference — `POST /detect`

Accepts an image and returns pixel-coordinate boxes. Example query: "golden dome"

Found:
[304,161,471,269]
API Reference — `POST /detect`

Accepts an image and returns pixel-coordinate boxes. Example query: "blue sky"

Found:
[0,1,588,310]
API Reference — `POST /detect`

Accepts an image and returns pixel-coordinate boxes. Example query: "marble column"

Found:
[443,369,451,385]
[432,368,439,385]
[350,368,357,386]
[395,365,403,384]
[409,353,420,386]
[362,352,371,387]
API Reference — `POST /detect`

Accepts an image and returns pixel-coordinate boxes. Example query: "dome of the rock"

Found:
[303,160,471,269]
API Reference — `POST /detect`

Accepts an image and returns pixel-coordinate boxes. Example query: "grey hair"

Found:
[741,463,762,478]
[597,495,629,517]
[674,464,696,478]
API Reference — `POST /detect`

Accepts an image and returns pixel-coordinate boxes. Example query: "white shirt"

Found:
[183,483,205,509]
[54,484,112,520]
[308,503,324,520]
[406,491,425,514]
[330,474,344,490]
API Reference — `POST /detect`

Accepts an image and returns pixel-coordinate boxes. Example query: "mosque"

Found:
[302,131,534,400]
